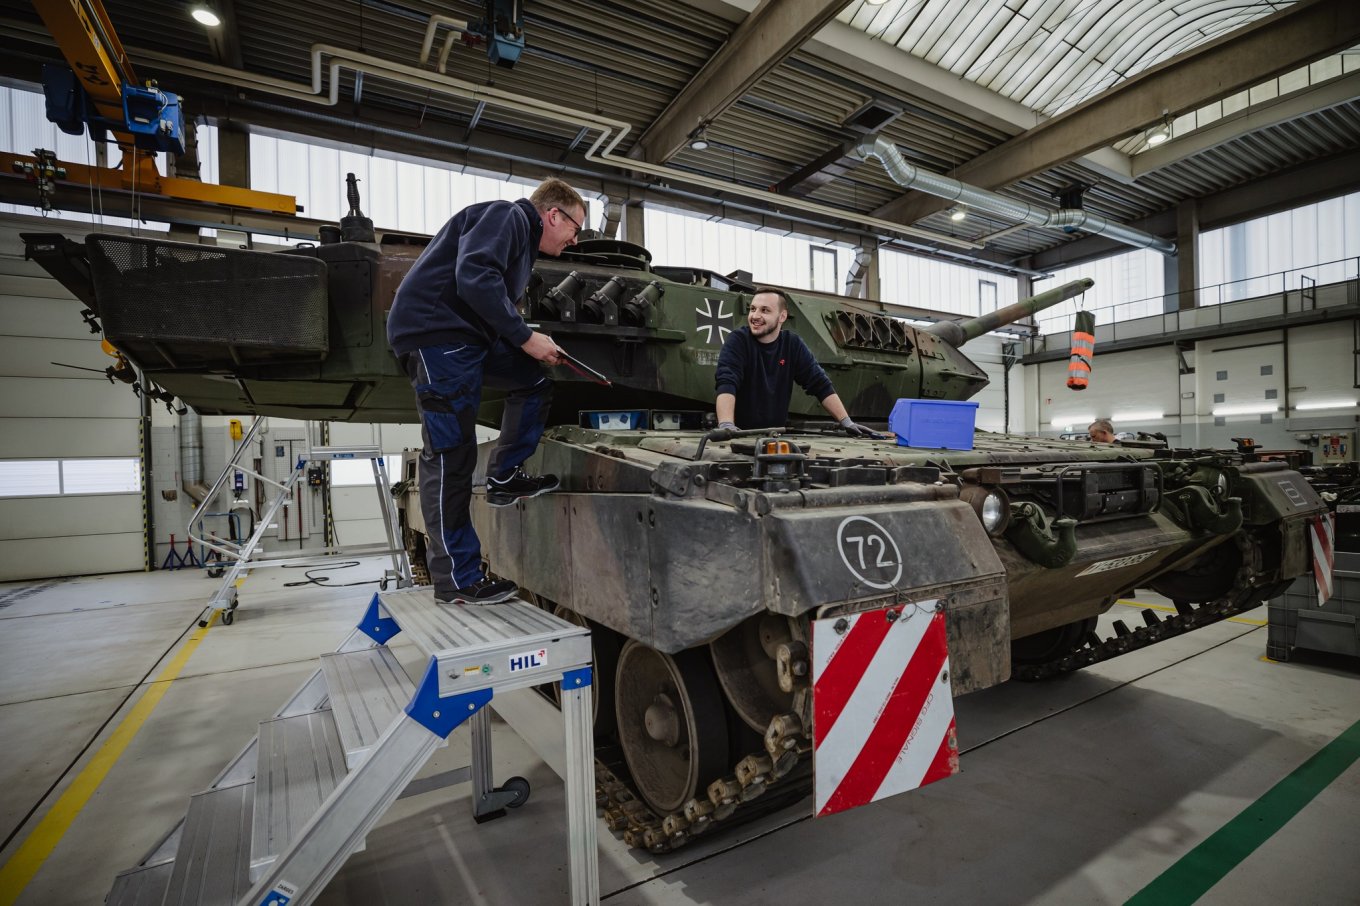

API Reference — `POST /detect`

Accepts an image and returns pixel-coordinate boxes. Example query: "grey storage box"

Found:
[1266,550,1360,661]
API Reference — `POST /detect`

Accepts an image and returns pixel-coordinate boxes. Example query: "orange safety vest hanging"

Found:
[1067,309,1095,390]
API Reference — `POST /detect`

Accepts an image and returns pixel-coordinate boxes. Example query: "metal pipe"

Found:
[123,35,983,251]
[855,134,1177,257]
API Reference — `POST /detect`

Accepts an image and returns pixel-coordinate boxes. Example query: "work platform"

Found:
[105,588,598,906]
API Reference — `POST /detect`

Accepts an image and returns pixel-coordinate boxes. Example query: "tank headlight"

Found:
[1216,472,1229,496]
[981,491,1007,533]
[961,485,1010,535]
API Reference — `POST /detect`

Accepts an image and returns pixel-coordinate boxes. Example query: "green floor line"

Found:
[1125,717,1360,906]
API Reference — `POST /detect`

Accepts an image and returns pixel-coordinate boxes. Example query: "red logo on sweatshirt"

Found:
[779,358,786,366]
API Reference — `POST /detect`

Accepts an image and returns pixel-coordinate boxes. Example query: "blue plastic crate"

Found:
[889,399,978,450]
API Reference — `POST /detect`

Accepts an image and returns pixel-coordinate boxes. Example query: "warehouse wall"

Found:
[1028,317,1360,453]
[0,213,146,581]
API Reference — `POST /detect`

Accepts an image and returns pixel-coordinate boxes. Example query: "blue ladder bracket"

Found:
[357,593,401,644]
[562,666,593,690]
[405,657,493,738]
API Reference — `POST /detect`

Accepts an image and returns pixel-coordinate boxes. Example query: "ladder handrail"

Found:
[187,416,268,549]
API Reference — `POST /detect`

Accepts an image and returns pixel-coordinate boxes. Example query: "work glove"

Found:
[707,421,739,441]
[839,417,882,439]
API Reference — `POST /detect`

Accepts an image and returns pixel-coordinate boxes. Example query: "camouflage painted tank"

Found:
[26,228,1327,852]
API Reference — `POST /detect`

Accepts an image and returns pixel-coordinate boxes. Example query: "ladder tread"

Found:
[379,588,584,660]
[164,779,255,906]
[106,859,174,906]
[320,647,417,769]
[250,709,349,881]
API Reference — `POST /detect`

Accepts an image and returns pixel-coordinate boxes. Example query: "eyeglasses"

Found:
[554,207,582,238]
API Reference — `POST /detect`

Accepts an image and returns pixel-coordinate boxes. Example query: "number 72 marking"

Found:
[836,516,904,590]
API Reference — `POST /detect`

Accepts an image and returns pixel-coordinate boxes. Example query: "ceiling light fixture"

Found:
[1146,114,1172,147]
[1295,400,1358,411]
[1113,410,1164,421]
[1212,403,1279,417]
[866,0,893,5]
[1047,414,1094,427]
[189,2,221,26]
[949,206,967,222]
[688,125,709,152]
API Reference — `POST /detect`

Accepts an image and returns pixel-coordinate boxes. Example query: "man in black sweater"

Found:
[714,288,877,436]
[387,178,584,605]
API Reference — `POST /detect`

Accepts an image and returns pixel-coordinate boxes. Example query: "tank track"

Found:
[1013,533,1283,681]
[596,709,814,853]
[1010,590,1271,681]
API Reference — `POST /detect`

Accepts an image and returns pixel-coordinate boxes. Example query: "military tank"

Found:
[25,220,1326,853]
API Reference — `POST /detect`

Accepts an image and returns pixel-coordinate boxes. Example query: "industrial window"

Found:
[810,247,837,293]
[0,458,141,497]
[979,280,997,313]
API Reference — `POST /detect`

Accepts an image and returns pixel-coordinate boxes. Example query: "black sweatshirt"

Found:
[714,327,835,429]
[387,198,543,355]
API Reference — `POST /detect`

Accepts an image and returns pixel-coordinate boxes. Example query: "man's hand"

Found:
[839,417,882,439]
[707,421,739,441]
[522,331,563,365]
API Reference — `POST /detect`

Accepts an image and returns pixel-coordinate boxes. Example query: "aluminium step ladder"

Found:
[189,418,413,626]
[106,588,598,906]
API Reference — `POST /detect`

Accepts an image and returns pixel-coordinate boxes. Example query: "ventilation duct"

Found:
[180,409,210,504]
[843,247,875,297]
[855,134,1176,257]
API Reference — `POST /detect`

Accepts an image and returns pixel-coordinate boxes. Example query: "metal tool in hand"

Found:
[556,346,611,386]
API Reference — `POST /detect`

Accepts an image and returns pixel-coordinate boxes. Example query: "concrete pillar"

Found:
[860,245,881,300]
[622,196,645,249]
[217,123,251,190]
[1176,198,1199,311]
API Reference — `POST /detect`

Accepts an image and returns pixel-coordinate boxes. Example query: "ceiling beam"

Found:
[205,0,244,69]
[632,0,845,164]
[1133,72,1360,177]
[876,0,1360,225]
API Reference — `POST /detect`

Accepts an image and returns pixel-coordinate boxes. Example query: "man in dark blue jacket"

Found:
[388,178,585,605]
[714,288,877,436]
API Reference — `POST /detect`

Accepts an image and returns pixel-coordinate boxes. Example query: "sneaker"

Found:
[436,575,518,606]
[486,467,560,507]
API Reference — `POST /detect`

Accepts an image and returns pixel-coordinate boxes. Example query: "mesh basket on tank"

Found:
[85,234,329,369]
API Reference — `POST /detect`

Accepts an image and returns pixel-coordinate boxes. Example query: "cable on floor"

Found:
[281,560,382,588]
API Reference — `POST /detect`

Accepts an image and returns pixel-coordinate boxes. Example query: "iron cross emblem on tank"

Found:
[695,298,733,344]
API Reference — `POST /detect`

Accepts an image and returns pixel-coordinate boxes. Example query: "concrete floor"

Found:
[1,560,1357,905]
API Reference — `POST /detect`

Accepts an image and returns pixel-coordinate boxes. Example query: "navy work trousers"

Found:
[399,340,551,595]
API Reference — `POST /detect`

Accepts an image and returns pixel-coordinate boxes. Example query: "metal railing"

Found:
[1029,257,1360,354]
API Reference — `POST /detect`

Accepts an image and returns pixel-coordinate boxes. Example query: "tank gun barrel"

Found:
[923,278,1093,347]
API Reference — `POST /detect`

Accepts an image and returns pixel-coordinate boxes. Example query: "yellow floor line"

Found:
[1117,599,1267,626]
[0,611,218,904]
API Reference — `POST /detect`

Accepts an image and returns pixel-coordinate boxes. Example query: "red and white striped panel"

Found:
[812,603,958,818]
[1312,512,1335,607]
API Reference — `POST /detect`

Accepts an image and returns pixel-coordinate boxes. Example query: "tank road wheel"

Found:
[709,613,799,732]
[1011,616,1098,668]
[615,642,730,815]
[553,605,621,738]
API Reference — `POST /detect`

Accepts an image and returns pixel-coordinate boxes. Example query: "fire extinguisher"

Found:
[1067,309,1095,390]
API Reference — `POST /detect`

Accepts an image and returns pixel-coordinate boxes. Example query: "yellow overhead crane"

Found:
[2,0,296,216]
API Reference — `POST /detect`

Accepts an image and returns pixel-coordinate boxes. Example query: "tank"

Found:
[25,227,1327,853]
